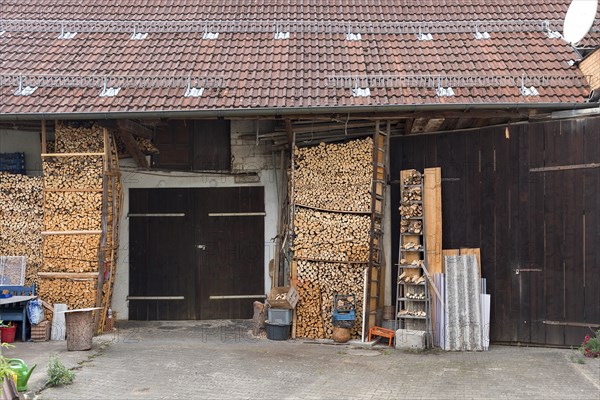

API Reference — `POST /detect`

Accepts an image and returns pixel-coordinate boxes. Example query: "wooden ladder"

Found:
[363,121,390,339]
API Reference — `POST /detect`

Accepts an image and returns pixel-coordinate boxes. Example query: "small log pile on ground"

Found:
[0,173,43,285]
[295,260,365,339]
[292,137,373,339]
[293,137,372,212]
[295,261,323,338]
[319,262,364,338]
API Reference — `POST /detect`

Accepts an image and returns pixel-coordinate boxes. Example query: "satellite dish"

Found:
[563,0,598,44]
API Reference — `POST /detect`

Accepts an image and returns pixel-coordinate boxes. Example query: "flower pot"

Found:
[1,325,17,343]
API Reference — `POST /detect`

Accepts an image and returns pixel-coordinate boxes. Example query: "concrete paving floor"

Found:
[4,320,599,400]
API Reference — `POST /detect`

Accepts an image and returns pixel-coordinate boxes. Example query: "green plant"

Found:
[46,354,75,387]
[579,329,600,358]
[0,342,16,382]
[0,321,14,328]
[568,347,586,364]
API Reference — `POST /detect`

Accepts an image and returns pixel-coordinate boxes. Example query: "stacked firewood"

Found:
[43,156,103,189]
[55,121,104,153]
[295,260,365,339]
[318,262,365,338]
[40,122,105,311]
[293,137,372,212]
[292,137,373,339]
[42,234,101,273]
[0,172,44,285]
[44,192,102,231]
[37,278,97,310]
[295,261,324,339]
[293,208,370,262]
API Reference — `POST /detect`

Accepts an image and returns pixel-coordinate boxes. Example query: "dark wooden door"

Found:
[129,189,195,320]
[194,187,265,319]
[129,187,264,320]
[392,116,600,346]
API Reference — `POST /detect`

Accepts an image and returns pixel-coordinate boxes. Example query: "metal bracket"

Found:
[514,268,542,275]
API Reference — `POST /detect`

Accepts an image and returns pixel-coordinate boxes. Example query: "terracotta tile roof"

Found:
[0,1,598,115]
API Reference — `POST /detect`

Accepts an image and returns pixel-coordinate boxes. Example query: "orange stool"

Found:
[368,326,395,347]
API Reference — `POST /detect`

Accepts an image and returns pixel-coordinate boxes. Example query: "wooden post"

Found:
[41,120,47,154]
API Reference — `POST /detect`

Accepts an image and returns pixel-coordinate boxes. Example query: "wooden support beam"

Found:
[117,119,153,139]
[41,120,47,154]
[41,152,105,157]
[285,119,294,145]
[96,119,153,139]
[404,119,414,135]
[41,230,102,236]
[38,272,99,279]
[117,129,149,168]
[44,188,104,193]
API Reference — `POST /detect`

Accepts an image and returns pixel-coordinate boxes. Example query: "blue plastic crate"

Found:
[333,309,356,321]
[0,153,26,174]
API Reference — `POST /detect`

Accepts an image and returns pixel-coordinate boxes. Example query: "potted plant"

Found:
[580,328,600,358]
[0,322,17,344]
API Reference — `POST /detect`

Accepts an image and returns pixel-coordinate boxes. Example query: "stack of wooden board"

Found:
[292,137,373,339]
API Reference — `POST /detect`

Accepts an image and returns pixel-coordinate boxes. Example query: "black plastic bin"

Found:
[265,322,291,340]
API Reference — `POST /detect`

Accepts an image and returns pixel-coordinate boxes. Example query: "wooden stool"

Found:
[368,326,395,347]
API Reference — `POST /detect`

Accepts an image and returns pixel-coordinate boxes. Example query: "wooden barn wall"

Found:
[391,116,600,346]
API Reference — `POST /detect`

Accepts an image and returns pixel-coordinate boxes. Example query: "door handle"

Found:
[196,244,206,250]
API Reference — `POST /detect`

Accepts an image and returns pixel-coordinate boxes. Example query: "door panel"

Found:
[128,189,195,320]
[195,187,265,319]
[129,187,264,320]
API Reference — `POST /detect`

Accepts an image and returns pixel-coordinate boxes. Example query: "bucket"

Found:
[64,309,96,351]
[265,322,290,341]
[1,325,17,343]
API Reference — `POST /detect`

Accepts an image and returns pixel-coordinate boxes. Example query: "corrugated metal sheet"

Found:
[444,255,483,351]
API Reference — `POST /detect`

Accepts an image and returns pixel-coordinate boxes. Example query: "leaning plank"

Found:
[442,249,460,262]
[424,167,442,340]
[460,248,482,277]
[424,168,443,275]
[291,260,298,339]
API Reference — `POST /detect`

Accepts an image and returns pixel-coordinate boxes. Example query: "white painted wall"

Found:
[0,129,43,175]
[112,120,281,320]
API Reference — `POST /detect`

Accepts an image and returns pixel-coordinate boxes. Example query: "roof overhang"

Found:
[0,102,598,121]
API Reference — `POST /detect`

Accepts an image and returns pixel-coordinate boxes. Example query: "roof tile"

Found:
[0,1,596,114]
